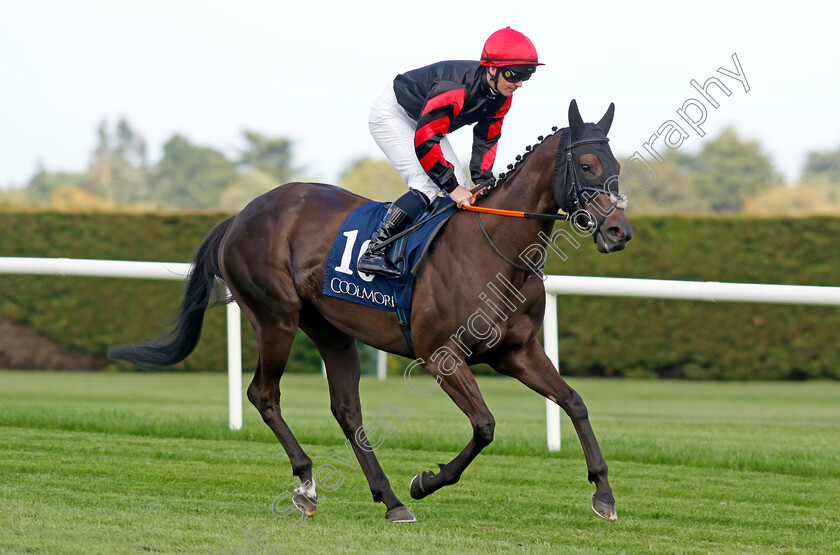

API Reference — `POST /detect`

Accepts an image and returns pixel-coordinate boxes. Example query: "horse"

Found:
[110,99,633,523]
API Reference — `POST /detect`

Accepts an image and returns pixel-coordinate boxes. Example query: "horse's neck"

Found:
[469,131,563,256]
[482,131,562,215]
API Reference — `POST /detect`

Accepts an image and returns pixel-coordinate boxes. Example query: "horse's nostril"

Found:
[608,226,632,243]
[608,227,625,240]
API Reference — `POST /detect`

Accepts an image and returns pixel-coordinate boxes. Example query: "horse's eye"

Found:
[581,164,591,172]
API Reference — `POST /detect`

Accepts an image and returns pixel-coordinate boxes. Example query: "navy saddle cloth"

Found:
[323,198,456,317]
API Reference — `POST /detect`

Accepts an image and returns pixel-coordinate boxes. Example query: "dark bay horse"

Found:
[110,99,633,523]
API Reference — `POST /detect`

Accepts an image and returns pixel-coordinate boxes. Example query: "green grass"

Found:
[1,371,839,554]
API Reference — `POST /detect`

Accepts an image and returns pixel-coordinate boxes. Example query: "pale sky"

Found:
[1,0,837,190]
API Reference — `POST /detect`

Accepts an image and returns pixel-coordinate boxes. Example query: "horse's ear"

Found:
[597,103,615,135]
[568,99,585,140]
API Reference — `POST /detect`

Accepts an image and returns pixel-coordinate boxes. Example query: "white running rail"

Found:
[3,258,839,445]
[542,275,840,451]
[0,257,243,430]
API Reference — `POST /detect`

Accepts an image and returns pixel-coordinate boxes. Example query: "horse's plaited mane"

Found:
[475,126,563,201]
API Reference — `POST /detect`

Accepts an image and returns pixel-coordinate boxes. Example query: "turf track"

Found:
[1,371,838,554]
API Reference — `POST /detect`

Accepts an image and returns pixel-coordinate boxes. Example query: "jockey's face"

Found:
[487,67,523,97]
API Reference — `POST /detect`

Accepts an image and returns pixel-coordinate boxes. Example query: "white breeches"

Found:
[368,85,467,201]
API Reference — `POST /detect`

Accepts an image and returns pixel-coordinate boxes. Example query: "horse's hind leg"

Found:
[301,315,415,523]
[246,321,322,516]
[491,337,616,521]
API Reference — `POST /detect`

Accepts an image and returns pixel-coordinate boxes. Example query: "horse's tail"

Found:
[108,217,234,368]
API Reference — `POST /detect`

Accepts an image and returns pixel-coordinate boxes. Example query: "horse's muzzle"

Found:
[596,219,633,253]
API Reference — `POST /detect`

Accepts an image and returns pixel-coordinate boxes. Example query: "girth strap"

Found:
[391,284,416,358]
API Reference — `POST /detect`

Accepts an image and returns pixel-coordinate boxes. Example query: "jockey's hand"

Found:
[449,186,475,209]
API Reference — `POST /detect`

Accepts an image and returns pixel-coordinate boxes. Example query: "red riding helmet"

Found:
[480,27,544,68]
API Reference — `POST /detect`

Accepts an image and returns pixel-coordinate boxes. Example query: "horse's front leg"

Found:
[407,351,496,501]
[491,337,616,521]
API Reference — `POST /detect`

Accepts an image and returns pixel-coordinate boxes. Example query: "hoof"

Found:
[592,494,617,522]
[409,470,435,500]
[293,490,318,517]
[385,505,417,523]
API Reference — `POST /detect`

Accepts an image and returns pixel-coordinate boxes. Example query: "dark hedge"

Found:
[1,211,837,379]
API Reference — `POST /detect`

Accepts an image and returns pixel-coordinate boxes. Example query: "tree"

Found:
[625,150,710,214]
[338,158,407,202]
[23,164,88,207]
[86,118,148,206]
[0,186,31,208]
[50,185,115,211]
[240,131,298,184]
[112,119,149,205]
[87,121,112,198]
[743,185,840,215]
[801,148,840,201]
[218,169,280,211]
[687,126,781,212]
[148,135,237,210]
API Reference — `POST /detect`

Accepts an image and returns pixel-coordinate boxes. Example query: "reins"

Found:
[473,212,536,273]
[462,204,571,221]
[463,202,574,274]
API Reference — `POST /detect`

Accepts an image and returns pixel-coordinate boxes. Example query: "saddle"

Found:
[323,198,456,317]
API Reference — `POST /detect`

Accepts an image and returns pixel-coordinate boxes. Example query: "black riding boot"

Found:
[358,189,431,277]
[357,204,411,277]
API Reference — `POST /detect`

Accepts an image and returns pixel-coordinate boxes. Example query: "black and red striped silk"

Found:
[393,61,511,193]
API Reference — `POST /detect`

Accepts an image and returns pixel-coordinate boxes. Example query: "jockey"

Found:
[357,27,543,277]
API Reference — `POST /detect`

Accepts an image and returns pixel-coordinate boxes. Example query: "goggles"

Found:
[500,65,536,82]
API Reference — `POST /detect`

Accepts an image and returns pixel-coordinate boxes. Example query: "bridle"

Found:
[469,129,628,224]
[552,131,628,237]
[466,129,629,271]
